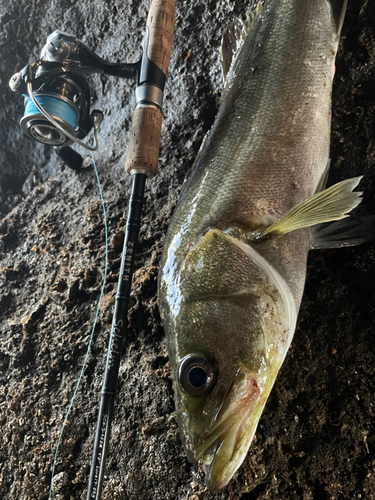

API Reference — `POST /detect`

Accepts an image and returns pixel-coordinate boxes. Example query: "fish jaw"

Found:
[179,363,279,492]
[197,367,261,491]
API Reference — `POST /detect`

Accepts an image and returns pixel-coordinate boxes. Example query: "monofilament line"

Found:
[49,152,108,499]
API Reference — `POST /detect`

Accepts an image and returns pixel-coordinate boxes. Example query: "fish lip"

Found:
[202,405,255,492]
[191,367,261,489]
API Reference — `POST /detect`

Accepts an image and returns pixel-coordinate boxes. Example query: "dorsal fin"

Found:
[314,159,331,194]
[330,0,348,36]
[221,1,264,87]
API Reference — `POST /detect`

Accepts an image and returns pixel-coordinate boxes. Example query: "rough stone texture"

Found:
[0,1,374,499]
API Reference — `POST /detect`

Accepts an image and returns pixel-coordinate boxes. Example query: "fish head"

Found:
[158,228,297,490]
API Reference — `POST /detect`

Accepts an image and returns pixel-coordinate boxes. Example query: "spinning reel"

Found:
[9,3,175,499]
[9,29,166,170]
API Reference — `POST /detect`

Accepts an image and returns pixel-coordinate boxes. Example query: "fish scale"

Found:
[158,0,359,491]
[163,1,339,302]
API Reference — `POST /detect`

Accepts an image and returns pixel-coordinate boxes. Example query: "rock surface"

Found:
[0,1,374,499]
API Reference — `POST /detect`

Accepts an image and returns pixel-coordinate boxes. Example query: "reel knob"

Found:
[9,72,22,92]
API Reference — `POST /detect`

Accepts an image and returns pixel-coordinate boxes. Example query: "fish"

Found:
[157,0,367,491]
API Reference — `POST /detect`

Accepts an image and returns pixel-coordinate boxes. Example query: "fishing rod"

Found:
[9,0,175,498]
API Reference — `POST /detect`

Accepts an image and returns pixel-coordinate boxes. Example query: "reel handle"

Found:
[125,0,175,178]
[55,146,83,171]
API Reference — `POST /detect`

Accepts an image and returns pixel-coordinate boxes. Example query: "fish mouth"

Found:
[192,367,262,491]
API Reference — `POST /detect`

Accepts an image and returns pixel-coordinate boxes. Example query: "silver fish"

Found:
[158,0,361,491]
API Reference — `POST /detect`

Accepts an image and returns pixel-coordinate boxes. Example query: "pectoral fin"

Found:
[254,177,363,240]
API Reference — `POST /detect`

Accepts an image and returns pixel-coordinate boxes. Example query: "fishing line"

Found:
[27,82,99,151]
[10,12,174,497]
[49,151,108,499]
[24,95,78,130]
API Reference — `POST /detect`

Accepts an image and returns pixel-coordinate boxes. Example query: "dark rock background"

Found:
[0,0,374,499]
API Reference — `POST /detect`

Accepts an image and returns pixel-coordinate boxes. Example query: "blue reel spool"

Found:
[21,94,78,147]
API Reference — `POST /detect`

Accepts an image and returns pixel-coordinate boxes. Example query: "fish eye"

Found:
[179,354,218,397]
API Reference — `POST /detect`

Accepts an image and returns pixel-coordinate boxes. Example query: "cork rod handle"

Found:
[125,0,175,177]
[146,0,175,75]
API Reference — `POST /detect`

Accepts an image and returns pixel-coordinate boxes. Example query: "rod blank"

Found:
[86,173,147,500]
